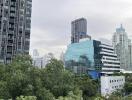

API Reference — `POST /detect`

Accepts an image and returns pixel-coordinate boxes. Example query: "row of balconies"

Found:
[10,1,16,7]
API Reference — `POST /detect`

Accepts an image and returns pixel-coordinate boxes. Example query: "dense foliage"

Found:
[124,73,132,95]
[0,55,98,100]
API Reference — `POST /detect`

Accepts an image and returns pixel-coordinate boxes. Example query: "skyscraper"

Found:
[0,0,32,63]
[112,24,132,71]
[71,18,91,43]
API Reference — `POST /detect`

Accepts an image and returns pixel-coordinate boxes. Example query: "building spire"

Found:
[120,24,123,29]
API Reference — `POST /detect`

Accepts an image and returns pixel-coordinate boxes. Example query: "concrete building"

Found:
[44,53,54,66]
[71,18,91,43]
[112,24,132,71]
[101,75,125,96]
[33,57,44,69]
[64,39,120,76]
[0,0,32,64]
[120,69,132,74]
[128,39,132,69]
[32,51,54,68]
[100,44,120,74]
[32,49,44,68]
[33,49,39,57]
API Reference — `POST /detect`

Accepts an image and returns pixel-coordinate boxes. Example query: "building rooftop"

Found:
[116,24,125,33]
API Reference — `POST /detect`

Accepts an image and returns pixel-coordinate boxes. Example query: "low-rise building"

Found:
[101,75,125,96]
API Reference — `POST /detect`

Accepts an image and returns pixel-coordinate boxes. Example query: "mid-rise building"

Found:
[33,49,39,57]
[33,57,44,69]
[112,24,132,71]
[32,51,54,68]
[71,18,91,43]
[0,0,32,63]
[44,52,54,65]
[101,75,125,96]
[64,39,120,75]
[32,49,44,68]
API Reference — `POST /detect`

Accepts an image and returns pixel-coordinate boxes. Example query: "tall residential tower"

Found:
[112,24,132,71]
[0,0,32,63]
[71,18,91,43]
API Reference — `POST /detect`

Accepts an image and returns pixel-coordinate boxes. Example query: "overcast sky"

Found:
[30,0,132,58]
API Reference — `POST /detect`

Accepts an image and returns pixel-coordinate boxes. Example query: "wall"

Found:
[101,76,125,96]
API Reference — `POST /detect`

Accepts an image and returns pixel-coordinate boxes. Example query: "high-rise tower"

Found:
[0,0,32,63]
[71,18,91,43]
[112,24,132,71]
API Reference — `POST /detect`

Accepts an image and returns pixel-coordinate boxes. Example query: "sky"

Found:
[30,0,132,58]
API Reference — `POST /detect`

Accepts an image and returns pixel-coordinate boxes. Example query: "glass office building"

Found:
[65,40,120,75]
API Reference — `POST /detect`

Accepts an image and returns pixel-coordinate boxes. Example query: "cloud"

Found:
[30,0,132,58]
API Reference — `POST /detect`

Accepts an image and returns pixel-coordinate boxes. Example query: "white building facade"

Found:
[33,57,44,69]
[32,50,54,68]
[32,49,45,68]
[100,44,121,74]
[101,76,125,96]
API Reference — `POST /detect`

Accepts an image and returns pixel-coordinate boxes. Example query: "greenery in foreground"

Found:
[0,55,131,100]
[0,55,98,100]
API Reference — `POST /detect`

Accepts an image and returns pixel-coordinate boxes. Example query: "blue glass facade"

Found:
[65,40,97,70]
[88,70,100,79]
[64,39,103,77]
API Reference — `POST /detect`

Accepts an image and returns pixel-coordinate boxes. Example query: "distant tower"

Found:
[60,52,65,63]
[71,18,91,43]
[44,53,54,66]
[32,49,45,68]
[33,49,39,57]
[112,24,132,71]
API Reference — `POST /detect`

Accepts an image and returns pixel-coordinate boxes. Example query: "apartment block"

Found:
[0,0,32,63]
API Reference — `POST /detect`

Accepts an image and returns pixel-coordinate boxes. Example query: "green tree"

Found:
[124,82,132,94]
[16,96,37,100]
[75,75,98,100]
[41,59,74,98]
[4,55,32,99]
[0,55,101,100]
[57,89,83,100]
[0,81,10,99]
[36,87,55,100]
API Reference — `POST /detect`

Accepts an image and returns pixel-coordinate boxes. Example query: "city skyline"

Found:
[31,0,132,58]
